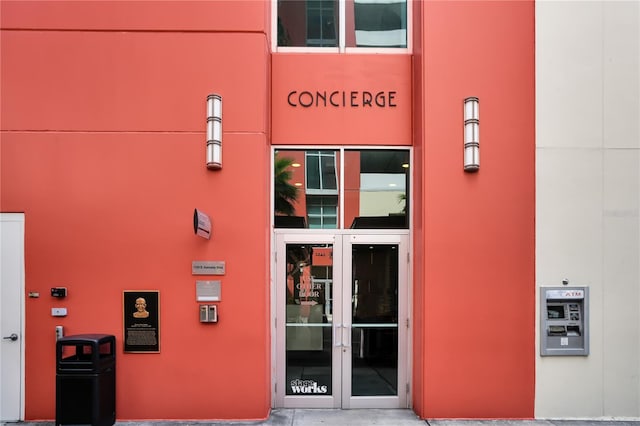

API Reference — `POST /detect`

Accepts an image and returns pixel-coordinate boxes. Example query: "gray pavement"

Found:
[4,409,640,426]
[428,421,640,426]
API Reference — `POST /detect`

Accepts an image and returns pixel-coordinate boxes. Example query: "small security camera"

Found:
[562,278,569,286]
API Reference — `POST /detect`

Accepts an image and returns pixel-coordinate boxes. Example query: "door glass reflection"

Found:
[351,244,398,396]
[285,243,334,395]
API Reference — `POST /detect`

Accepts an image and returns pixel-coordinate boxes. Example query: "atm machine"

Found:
[540,287,589,356]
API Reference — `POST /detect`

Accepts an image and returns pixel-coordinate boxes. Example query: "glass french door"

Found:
[274,232,409,409]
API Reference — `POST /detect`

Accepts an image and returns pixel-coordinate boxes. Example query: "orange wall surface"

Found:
[1,0,536,421]
[410,0,426,417]
[272,54,411,145]
[416,0,536,419]
[0,0,267,32]
[1,1,272,421]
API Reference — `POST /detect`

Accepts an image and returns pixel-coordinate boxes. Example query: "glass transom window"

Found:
[274,148,410,229]
[276,0,409,52]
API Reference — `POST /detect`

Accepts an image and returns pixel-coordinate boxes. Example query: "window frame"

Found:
[306,195,339,229]
[272,146,412,230]
[272,0,412,54]
[305,0,338,47]
[305,150,339,195]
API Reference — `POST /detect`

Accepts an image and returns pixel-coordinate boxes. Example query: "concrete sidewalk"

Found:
[5,409,640,426]
[428,420,640,426]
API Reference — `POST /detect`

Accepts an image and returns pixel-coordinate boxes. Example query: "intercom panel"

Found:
[540,287,589,356]
[199,304,218,323]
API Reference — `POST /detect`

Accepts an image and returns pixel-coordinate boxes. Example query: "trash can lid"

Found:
[57,334,115,344]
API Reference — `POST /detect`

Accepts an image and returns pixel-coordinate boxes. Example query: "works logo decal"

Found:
[290,379,328,394]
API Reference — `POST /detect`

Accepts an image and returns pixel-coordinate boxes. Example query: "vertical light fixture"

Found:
[463,97,479,172]
[206,94,222,170]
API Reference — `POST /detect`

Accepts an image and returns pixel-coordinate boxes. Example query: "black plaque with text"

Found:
[123,290,160,353]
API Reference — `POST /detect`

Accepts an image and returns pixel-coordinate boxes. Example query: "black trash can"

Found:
[56,334,116,426]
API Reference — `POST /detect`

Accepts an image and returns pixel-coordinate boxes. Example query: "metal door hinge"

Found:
[406,318,410,328]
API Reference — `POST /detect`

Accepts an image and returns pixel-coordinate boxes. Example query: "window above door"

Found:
[274,0,411,53]
[274,148,410,229]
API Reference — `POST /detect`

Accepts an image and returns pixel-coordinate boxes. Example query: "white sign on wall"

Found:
[196,280,221,302]
[546,289,585,299]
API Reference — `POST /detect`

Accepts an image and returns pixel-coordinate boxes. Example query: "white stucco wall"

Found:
[536,0,640,419]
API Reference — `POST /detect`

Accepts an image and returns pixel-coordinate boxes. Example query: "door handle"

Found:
[334,324,342,347]
[3,333,18,341]
[342,325,351,348]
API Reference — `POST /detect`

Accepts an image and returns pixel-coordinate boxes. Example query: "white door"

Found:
[0,213,25,422]
[274,232,409,409]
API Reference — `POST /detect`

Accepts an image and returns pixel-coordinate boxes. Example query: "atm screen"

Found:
[547,304,565,319]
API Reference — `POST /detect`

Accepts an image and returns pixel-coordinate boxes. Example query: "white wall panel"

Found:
[602,149,640,416]
[536,0,640,419]
[536,1,603,149]
[535,148,604,418]
[535,148,603,285]
[603,1,640,149]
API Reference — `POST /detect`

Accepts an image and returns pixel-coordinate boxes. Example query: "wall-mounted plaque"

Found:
[192,260,225,275]
[193,209,211,240]
[196,280,221,301]
[123,290,160,353]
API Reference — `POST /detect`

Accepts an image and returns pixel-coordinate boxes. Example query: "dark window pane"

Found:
[346,0,407,48]
[278,0,338,47]
[307,11,321,40]
[278,0,305,47]
[307,195,338,229]
[307,156,321,189]
[307,0,337,47]
[306,151,337,192]
[351,244,399,396]
[321,156,338,189]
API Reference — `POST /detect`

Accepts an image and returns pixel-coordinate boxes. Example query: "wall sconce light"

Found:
[206,94,222,170]
[463,97,479,172]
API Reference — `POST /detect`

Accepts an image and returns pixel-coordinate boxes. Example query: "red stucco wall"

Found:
[418,0,536,419]
[272,54,412,146]
[1,0,535,420]
[1,1,271,421]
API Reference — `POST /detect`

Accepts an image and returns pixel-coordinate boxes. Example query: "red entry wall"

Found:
[414,0,536,419]
[272,54,412,145]
[1,1,272,421]
[1,0,536,421]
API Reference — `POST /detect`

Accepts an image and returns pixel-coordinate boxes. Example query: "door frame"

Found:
[341,232,409,409]
[0,213,26,422]
[271,229,411,409]
[274,232,342,408]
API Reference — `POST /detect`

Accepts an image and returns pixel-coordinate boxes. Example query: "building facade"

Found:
[0,0,637,422]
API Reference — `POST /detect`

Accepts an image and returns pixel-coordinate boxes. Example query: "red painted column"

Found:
[415,0,536,419]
